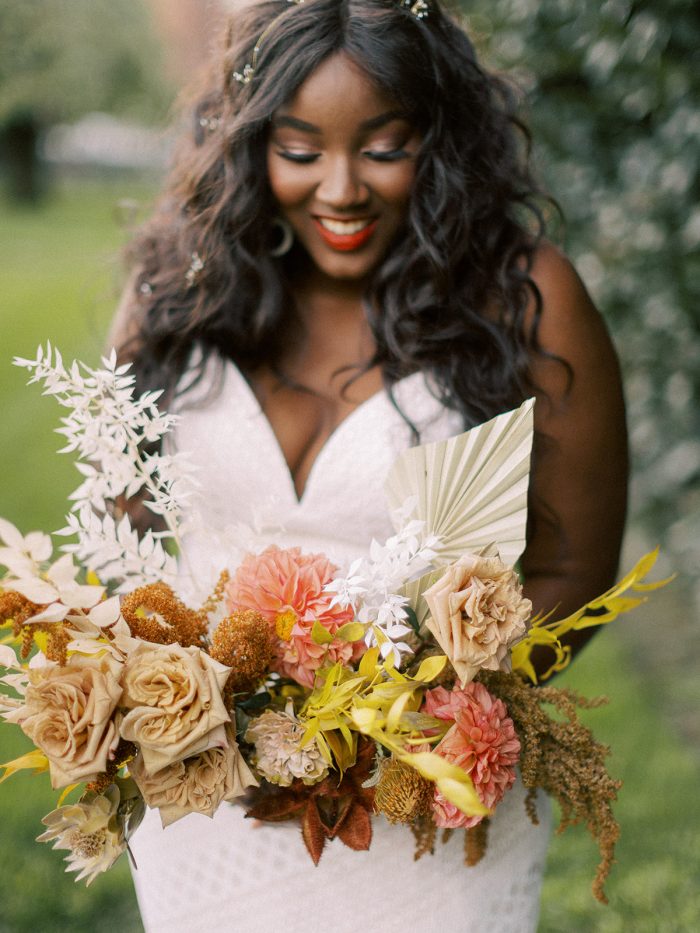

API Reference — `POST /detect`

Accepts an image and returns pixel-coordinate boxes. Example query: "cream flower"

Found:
[37,785,127,885]
[246,703,329,787]
[129,724,257,827]
[423,552,532,686]
[119,640,231,775]
[5,654,123,789]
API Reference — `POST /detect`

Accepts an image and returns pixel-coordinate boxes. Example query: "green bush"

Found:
[459,0,700,598]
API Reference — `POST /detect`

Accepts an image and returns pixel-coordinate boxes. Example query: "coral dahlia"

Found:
[226,546,361,687]
[424,682,520,829]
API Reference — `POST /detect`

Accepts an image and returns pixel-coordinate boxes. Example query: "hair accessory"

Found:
[233,0,305,86]
[401,0,429,19]
[199,116,222,132]
[185,252,205,287]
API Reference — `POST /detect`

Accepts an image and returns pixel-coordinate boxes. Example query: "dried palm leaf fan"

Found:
[385,399,535,629]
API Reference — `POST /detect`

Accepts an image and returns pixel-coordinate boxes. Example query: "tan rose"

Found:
[423,551,532,686]
[8,655,123,789]
[119,641,231,775]
[129,724,257,827]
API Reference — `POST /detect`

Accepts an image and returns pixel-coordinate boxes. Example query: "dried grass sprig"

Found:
[465,818,490,866]
[410,812,437,860]
[478,670,621,903]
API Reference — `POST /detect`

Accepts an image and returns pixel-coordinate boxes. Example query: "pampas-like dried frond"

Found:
[464,818,490,866]
[478,669,621,903]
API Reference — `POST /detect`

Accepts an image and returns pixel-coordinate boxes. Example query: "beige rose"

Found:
[129,724,257,827]
[119,641,231,775]
[423,551,532,686]
[9,655,123,789]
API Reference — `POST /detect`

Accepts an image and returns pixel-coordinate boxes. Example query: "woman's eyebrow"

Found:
[271,115,321,133]
[271,110,408,134]
[359,110,407,131]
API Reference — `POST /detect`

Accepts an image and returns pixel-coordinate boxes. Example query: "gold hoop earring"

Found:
[270,218,294,257]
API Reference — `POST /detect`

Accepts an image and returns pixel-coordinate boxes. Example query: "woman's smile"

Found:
[312,216,379,251]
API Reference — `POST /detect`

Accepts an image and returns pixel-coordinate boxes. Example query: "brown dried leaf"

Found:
[302,800,327,866]
[336,801,373,852]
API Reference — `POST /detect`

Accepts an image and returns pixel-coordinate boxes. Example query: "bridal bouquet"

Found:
[0,347,666,901]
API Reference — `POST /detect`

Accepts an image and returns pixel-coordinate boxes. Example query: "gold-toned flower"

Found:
[119,582,209,649]
[246,703,329,787]
[210,609,275,701]
[119,640,231,775]
[6,654,123,789]
[37,785,127,885]
[129,724,257,826]
[374,756,434,824]
[423,552,532,686]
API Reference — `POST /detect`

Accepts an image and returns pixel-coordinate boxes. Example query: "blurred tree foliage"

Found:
[458,0,700,601]
[0,0,173,200]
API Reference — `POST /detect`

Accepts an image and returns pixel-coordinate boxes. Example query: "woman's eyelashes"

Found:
[275,150,319,163]
[274,146,412,164]
[363,147,410,162]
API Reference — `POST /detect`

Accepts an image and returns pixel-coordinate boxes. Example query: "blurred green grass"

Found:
[0,180,698,932]
[0,178,149,933]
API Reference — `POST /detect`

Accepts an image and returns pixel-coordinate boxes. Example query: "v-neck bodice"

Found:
[171,353,463,596]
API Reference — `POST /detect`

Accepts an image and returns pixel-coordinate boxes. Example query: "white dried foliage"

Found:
[13,345,194,588]
[326,498,440,664]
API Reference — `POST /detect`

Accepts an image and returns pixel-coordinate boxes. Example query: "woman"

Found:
[111,1,628,930]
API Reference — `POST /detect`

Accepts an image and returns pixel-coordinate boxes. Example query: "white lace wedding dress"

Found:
[129,356,552,933]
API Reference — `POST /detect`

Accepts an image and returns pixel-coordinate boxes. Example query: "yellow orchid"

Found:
[513,549,674,683]
[299,648,489,822]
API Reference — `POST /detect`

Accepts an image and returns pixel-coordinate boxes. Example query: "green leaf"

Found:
[404,605,421,636]
[311,621,334,645]
[414,654,447,683]
[0,749,49,783]
[336,622,366,642]
[350,707,377,733]
[358,647,380,679]
[237,691,271,712]
[386,689,414,732]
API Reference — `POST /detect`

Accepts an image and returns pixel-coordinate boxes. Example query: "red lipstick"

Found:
[312,217,378,252]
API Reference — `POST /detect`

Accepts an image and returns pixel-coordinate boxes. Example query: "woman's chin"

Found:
[301,246,385,284]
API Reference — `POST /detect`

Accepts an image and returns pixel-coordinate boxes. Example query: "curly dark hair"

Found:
[120,0,553,428]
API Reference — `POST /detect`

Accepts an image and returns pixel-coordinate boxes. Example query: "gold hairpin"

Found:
[185,252,205,287]
[232,0,428,87]
[402,0,429,19]
[233,0,305,86]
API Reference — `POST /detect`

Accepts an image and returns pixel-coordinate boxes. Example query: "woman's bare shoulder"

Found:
[525,239,624,411]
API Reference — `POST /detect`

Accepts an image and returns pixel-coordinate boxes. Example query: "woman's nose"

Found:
[316,155,369,208]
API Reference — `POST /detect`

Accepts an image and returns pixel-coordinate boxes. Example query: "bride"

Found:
[110,1,628,930]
